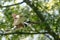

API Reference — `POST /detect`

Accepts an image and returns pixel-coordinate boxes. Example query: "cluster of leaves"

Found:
[0,0,60,40]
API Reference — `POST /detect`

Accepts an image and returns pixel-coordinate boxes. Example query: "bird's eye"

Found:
[14,18,17,19]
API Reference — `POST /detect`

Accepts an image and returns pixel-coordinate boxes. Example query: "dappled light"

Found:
[0,0,60,40]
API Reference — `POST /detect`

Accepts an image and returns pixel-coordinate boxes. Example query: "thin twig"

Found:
[0,2,24,8]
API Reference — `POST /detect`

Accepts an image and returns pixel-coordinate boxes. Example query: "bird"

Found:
[12,13,26,30]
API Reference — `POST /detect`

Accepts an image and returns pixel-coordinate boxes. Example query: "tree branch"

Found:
[0,2,24,8]
[0,0,59,40]
[24,0,60,40]
[0,32,48,35]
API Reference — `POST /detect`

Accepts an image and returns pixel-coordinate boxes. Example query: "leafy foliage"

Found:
[0,0,60,40]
